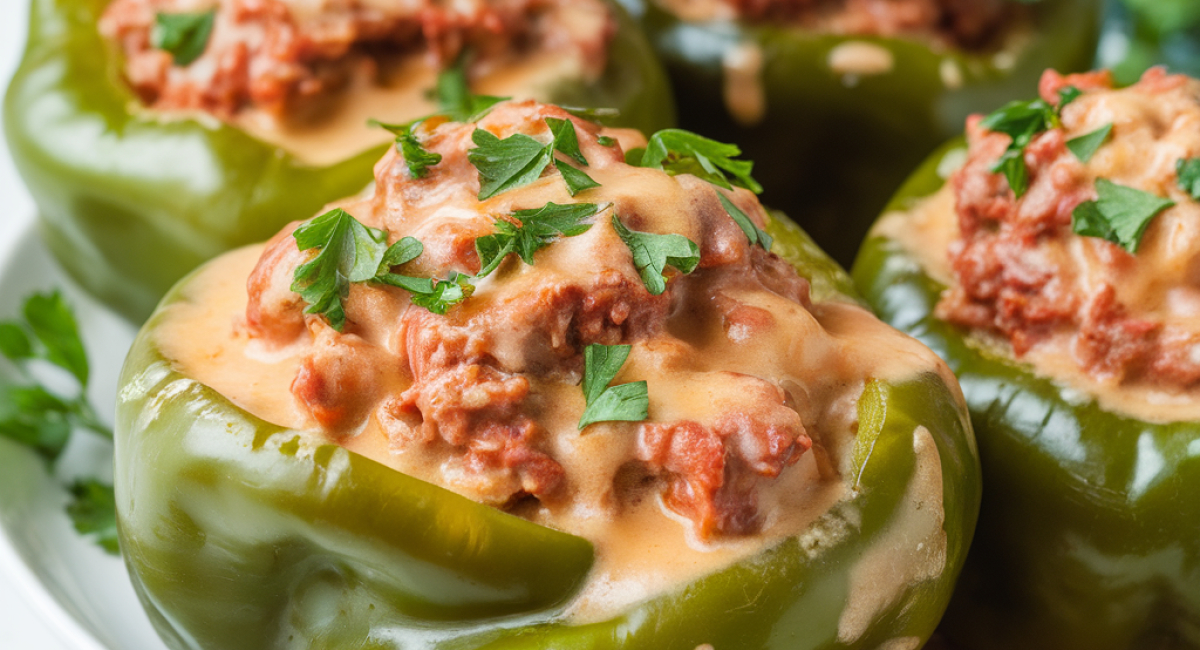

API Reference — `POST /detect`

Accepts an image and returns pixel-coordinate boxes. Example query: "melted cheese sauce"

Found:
[157,108,956,622]
[230,52,585,166]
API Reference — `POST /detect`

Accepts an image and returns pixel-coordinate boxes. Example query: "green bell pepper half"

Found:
[3,0,675,323]
[852,142,1200,650]
[115,211,980,650]
[617,0,1101,266]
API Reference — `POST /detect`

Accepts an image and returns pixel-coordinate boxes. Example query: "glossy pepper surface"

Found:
[116,212,981,650]
[617,0,1101,266]
[3,0,676,323]
[852,143,1200,650]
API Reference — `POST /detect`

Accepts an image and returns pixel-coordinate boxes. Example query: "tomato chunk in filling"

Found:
[939,68,1200,389]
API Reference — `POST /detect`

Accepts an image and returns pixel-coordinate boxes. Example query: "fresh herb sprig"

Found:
[578,344,649,429]
[981,86,1081,198]
[1071,178,1175,253]
[152,10,216,66]
[1176,157,1200,199]
[469,117,600,200]
[631,129,763,194]
[612,215,700,295]
[1066,123,1113,164]
[475,203,603,277]
[291,209,473,329]
[0,292,117,554]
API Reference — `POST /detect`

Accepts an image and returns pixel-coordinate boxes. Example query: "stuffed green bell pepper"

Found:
[853,68,1200,650]
[3,0,675,323]
[116,98,979,650]
[616,0,1101,266]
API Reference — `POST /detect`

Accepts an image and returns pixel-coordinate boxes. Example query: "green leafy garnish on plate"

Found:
[1071,178,1175,253]
[152,10,216,66]
[612,215,700,295]
[578,344,649,430]
[0,292,117,554]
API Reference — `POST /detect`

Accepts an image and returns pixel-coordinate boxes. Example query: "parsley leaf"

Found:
[0,292,116,555]
[597,135,617,147]
[435,61,507,123]
[981,86,1080,198]
[558,164,601,196]
[293,210,475,323]
[612,215,700,295]
[67,479,119,554]
[397,131,442,179]
[578,344,649,430]
[152,10,216,66]
[291,209,391,331]
[633,129,763,194]
[1066,123,1112,163]
[469,129,554,200]
[1175,157,1200,200]
[475,203,601,277]
[716,192,772,249]
[1071,179,1175,253]
[546,117,599,195]
[408,273,475,315]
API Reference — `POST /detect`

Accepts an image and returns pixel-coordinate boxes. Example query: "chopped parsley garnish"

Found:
[475,203,602,277]
[578,344,649,430]
[397,132,442,179]
[469,117,601,199]
[469,129,555,200]
[981,86,1080,198]
[0,292,117,554]
[1066,123,1113,163]
[67,479,119,555]
[292,209,471,328]
[152,10,216,66]
[1176,157,1200,199]
[1071,178,1175,253]
[435,60,507,123]
[716,192,772,249]
[597,135,617,147]
[632,129,763,194]
[612,214,700,295]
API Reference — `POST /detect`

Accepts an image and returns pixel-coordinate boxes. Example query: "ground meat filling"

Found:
[664,0,1014,50]
[244,101,829,537]
[939,68,1200,388]
[100,0,613,119]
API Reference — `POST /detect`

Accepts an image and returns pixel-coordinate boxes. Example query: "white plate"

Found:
[0,225,166,650]
[0,2,164,648]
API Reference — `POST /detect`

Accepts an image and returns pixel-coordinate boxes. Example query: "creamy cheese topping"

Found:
[157,100,954,621]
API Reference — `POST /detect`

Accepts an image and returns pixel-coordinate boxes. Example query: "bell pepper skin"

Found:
[617,0,1101,266]
[116,212,980,650]
[852,143,1200,650]
[3,0,676,323]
